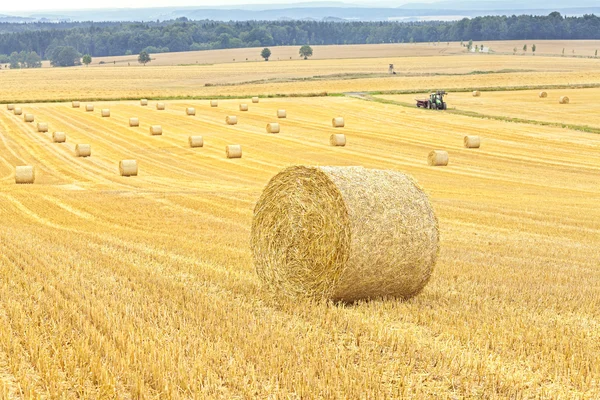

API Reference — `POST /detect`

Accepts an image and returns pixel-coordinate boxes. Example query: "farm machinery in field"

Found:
[416,91,447,110]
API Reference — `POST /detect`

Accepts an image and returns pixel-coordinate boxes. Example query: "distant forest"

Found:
[0,12,599,60]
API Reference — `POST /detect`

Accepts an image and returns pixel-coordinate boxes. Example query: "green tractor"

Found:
[416,90,447,110]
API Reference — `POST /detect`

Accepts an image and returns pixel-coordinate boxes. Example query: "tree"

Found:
[513,47,517,55]
[49,46,80,67]
[523,44,527,53]
[261,47,271,61]
[138,51,151,65]
[596,50,598,58]
[532,44,536,55]
[299,45,313,60]
[82,54,92,66]
[467,39,473,51]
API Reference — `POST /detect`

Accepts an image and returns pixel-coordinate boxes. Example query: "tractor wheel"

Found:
[428,102,432,109]
[443,102,447,110]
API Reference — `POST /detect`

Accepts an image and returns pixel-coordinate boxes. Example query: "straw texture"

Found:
[277,109,287,118]
[140,99,148,106]
[156,103,165,110]
[226,116,238,125]
[252,97,259,103]
[464,136,481,148]
[101,109,110,117]
[266,123,280,134]
[226,145,242,159]
[189,136,204,148]
[559,96,570,104]
[52,132,66,143]
[86,104,94,112]
[330,134,346,146]
[13,108,22,115]
[72,101,80,108]
[251,166,439,302]
[129,118,139,127]
[150,125,162,135]
[332,117,345,128]
[186,107,196,116]
[539,91,548,98]
[15,166,35,184]
[7,104,14,111]
[119,160,138,176]
[473,91,481,97]
[428,150,449,166]
[210,100,218,107]
[37,123,48,132]
[75,144,91,157]
[24,114,34,123]
[240,104,249,111]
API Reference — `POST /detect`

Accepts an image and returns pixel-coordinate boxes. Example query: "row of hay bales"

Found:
[471,90,570,103]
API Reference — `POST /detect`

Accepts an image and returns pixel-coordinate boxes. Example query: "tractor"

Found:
[416,91,447,110]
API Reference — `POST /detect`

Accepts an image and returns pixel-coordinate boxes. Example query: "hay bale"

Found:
[129,118,139,127]
[473,91,481,97]
[186,107,196,116]
[226,116,238,125]
[156,102,165,110]
[250,165,439,301]
[252,97,259,103]
[75,144,91,157]
[37,123,48,133]
[15,166,35,184]
[330,134,346,146]
[226,144,242,159]
[24,114,34,123]
[277,109,287,118]
[101,109,110,117]
[86,104,94,112]
[140,99,148,106]
[52,132,66,143]
[189,135,204,148]
[210,100,218,107]
[7,104,14,111]
[239,104,249,111]
[150,125,162,135]
[464,136,481,149]
[13,108,22,115]
[428,150,449,166]
[266,123,280,134]
[559,96,570,104]
[119,160,138,176]
[332,117,345,128]
[72,101,80,108]
[539,91,548,98]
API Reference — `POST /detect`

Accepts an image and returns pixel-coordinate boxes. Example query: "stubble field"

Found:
[0,44,600,398]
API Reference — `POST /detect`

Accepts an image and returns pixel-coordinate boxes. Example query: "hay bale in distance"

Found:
[75,144,91,157]
[37,123,48,132]
[210,100,218,107]
[266,123,280,134]
[150,125,162,135]
[277,109,287,118]
[119,160,138,176]
[250,165,439,301]
[13,108,22,115]
[140,99,148,106]
[428,150,449,166]
[464,136,481,149]
[52,132,66,143]
[7,104,15,111]
[226,116,238,125]
[239,104,249,111]
[72,101,80,108]
[539,91,548,98]
[15,166,35,184]
[129,118,139,127]
[189,136,204,148]
[186,107,196,116]
[473,91,481,97]
[330,134,346,146]
[332,117,345,128]
[252,97,259,103]
[226,144,242,159]
[24,114,34,123]
[101,109,110,117]
[156,102,165,110]
[86,104,94,112]
[559,96,570,104]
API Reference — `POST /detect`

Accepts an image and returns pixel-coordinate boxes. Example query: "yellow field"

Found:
[1,92,599,398]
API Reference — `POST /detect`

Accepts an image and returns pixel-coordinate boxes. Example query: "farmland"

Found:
[1,44,600,398]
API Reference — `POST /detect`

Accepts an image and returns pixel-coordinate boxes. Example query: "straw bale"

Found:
[150,125,162,135]
[156,103,165,110]
[24,114,34,123]
[226,144,242,159]
[539,91,548,98]
[119,160,138,176]
[473,91,481,97]
[37,123,48,132]
[464,136,481,149]
[330,134,346,146]
[189,136,204,148]
[332,117,345,128]
[277,109,287,118]
[226,116,238,125]
[428,150,449,166]
[101,109,110,117]
[559,96,570,104]
[251,166,439,301]
[240,104,249,111]
[252,97,259,103]
[15,166,35,184]
[86,104,94,112]
[186,107,196,116]
[52,132,66,143]
[7,104,14,111]
[75,144,91,157]
[140,99,148,106]
[13,108,22,115]
[266,123,280,134]
[210,100,218,107]
[72,101,80,108]
[129,118,139,127]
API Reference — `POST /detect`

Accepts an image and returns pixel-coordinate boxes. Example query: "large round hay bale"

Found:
[75,144,91,157]
[226,116,238,125]
[52,132,66,143]
[15,166,35,184]
[140,99,148,106]
[332,117,345,128]
[156,102,165,110]
[7,104,14,111]
[226,144,242,159]
[463,136,481,149]
[119,160,138,176]
[539,91,548,98]
[559,96,570,104]
[72,101,80,108]
[150,125,162,135]
[330,134,346,146]
[129,118,139,127]
[186,107,196,116]
[101,109,110,117]
[37,123,48,132]
[252,97,259,103]
[24,114,34,123]
[86,104,94,112]
[472,91,481,97]
[239,104,249,111]
[251,166,439,301]
[13,108,22,115]
[428,150,449,166]
[210,100,218,107]
[266,123,280,134]
[189,136,204,148]
[277,109,287,118]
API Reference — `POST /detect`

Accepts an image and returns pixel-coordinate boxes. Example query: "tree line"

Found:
[0,12,598,65]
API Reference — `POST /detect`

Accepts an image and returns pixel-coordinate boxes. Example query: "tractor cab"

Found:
[416,90,447,110]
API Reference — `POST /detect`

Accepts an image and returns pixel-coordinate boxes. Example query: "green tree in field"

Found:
[523,44,527,53]
[138,51,151,65]
[299,45,313,60]
[82,54,92,66]
[467,39,473,51]
[513,47,517,55]
[595,50,598,58]
[261,47,271,61]
[532,44,536,55]
[49,46,80,67]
